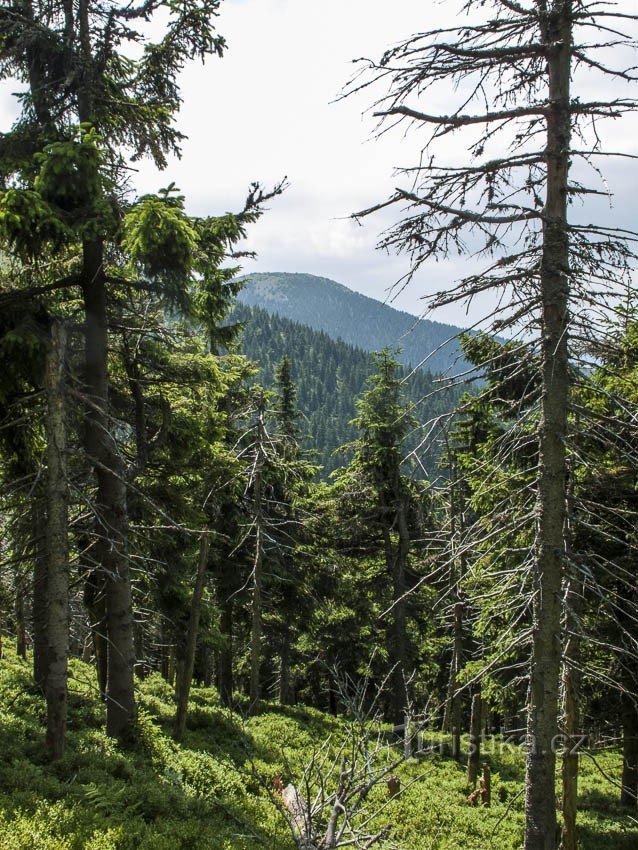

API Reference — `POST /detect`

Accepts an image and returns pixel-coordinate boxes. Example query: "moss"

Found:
[0,647,635,849]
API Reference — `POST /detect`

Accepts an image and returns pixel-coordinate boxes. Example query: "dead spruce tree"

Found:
[349,2,638,848]
[271,674,417,850]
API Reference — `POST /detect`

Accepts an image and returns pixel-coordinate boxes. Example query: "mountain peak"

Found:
[237,272,466,375]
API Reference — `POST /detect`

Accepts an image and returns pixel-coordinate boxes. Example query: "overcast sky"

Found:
[2,0,637,327]
[134,0,458,317]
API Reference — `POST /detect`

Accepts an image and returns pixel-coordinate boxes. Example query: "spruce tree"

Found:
[351,349,415,724]
[1,0,283,744]
[352,3,637,843]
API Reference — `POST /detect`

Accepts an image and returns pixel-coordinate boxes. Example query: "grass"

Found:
[0,647,635,849]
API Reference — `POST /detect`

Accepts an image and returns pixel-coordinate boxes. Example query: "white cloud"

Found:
[2,0,636,327]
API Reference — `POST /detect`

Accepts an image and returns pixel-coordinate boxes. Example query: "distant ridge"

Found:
[236,272,467,376]
[232,303,463,476]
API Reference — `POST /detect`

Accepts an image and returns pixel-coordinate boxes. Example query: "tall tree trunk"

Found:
[279,638,292,705]
[202,647,214,688]
[383,521,406,727]
[449,601,464,760]
[44,321,70,761]
[561,642,580,849]
[173,532,210,740]
[382,485,410,727]
[388,494,410,727]
[32,494,48,690]
[76,0,135,743]
[82,238,136,742]
[84,569,108,698]
[249,517,263,714]
[620,694,638,809]
[525,5,572,849]
[443,457,466,759]
[217,591,234,707]
[15,572,27,659]
[561,503,582,850]
[249,405,265,715]
[160,622,171,683]
[467,691,483,787]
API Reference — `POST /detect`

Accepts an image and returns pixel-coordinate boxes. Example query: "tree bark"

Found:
[382,477,411,727]
[84,568,108,698]
[160,629,170,683]
[173,531,210,741]
[32,494,48,690]
[15,574,27,659]
[383,521,407,726]
[467,691,483,787]
[249,405,266,715]
[82,237,136,742]
[44,321,70,761]
[481,763,491,807]
[217,589,234,707]
[443,457,466,759]
[249,516,264,714]
[74,0,135,744]
[524,5,572,849]
[279,639,292,705]
[561,653,580,849]
[561,528,582,850]
[449,601,464,760]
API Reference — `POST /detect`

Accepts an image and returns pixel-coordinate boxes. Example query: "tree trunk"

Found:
[15,576,27,659]
[279,638,292,705]
[561,561,582,848]
[389,494,410,727]
[249,521,263,714]
[249,406,265,715]
[44,321,70,762]
[382,487,410,727]
[467,691,482,787]
[621,694,638,808]
[620,590,638,808]
[82,238,136,742]
[84,568,108,698]
[160,624,171,683]
[173,532,210,740]
[443,457,466,759]
[327,669,338,716]
[481,763,491,807]
[561,658,580,848]
[524,5,572,849]
[217,591,234,707]
[75,0,135,741]
[167,648,176,686]
[450,601,463,760]
[383,522,406,726]
[202,647,214,688]
[32,494,48,690]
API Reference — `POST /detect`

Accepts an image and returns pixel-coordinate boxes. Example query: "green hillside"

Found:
[236,273,467,376]
[1,648,631,850]
[233,304,462,476]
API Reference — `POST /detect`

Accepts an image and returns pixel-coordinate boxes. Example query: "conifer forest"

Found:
[1,2,637,849]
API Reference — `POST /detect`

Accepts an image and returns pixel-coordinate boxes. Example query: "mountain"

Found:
[236,272,467,376]
[233,304,463,476]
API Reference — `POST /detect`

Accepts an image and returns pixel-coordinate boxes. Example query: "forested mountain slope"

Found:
[236,272,467,376]
[233,304,461,475]
[0,648,632,850]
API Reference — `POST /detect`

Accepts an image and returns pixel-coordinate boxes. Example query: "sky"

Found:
[2,0,637,327]
[133,0,459,318]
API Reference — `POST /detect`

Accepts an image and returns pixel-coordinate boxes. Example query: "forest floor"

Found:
[0,648,635,850]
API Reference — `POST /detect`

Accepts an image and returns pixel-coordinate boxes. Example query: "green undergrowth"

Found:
[0,648,635,849]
